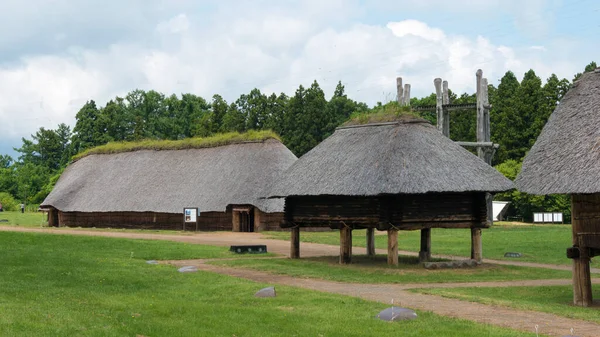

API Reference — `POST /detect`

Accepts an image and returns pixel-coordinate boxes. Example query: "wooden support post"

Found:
[571,194,593,307]
[340,226,352,264]
[290,227,300,259]
[396,77,403,105]
[403,84,411,106]
[232,211,240,232]
[476,69,484,159]
[434,78,443,133]
[419,228,431,262]
[387,229,398,266]
[442,80,450,137]
[471,228,482,262]
[366,228,376,257]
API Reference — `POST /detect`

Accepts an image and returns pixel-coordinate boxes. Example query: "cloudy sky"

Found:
[0,0,597,157]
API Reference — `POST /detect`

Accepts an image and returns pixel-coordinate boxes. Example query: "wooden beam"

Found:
[442,80,450,137]
[471,228,482,262]
[387,229,399,266]
[340,226,352,264]
[403,84,411,106]
[456,141,498,148]
[419,228,431,262]
[572,194,593,307]
[366,228,376,257]
[434,78,443,133]
[396,77,403,105]
[290,227,300,259]
[232,211,240,232]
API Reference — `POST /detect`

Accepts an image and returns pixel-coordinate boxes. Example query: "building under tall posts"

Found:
[41,132,296,232]
[266,114,513,264]
[516,69,600,307]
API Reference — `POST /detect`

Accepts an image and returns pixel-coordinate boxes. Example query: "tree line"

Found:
[0,61,597,221]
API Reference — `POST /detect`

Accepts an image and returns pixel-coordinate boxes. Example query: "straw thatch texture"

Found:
[267,119,512,197]
[516,71,600,194]
[42,139,296,213]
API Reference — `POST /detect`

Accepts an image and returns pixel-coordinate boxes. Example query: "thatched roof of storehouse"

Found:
[267,115,512,198]
[42,131,297,213]
[516,70,600,194]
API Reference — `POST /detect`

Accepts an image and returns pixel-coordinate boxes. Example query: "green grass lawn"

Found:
[0,211,48,226]
[413,286,600,324]
[265,223,573,265]
[0,231,538,336]
[210,254,573,284]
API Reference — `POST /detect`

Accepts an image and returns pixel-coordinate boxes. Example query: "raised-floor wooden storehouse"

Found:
[516,69,600,307]
[266,115,513,265]
[41,133,297,232]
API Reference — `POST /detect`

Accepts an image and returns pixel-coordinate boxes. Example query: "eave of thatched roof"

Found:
[516,70,600,194]
[266,119,512,198]
[41,139,296,213]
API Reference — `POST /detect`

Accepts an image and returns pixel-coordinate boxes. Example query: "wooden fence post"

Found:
[571,194,593,306]
[366,227,376,257]
[419,228,431,262]
[340,226,352,264]
[290,227,300,259]
[387,228,398,266]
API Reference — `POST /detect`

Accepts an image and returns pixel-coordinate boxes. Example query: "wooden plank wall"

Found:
[284,192,487,230]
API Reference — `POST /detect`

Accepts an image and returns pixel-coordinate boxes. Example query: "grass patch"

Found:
[0,231,536,336]
[412,286,600,324]
[343,101,425,126]
[0,211,48,227]
[210,254,573,284]
[265,223,575,265]
[73,130,280,161]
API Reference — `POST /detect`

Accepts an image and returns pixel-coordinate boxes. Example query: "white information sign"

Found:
[184,208,198,223]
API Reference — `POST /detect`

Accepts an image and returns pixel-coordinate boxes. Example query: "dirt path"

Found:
[165,259,600,337]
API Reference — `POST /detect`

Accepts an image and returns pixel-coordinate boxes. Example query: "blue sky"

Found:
[0,0,598,158]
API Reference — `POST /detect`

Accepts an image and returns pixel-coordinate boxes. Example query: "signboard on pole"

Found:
[184,208,198,223]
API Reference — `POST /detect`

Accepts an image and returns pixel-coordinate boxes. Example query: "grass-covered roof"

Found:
[72,130,281,161]
[342,102,428,126]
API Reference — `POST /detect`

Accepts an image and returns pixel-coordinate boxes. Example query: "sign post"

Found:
[183,207,199,231]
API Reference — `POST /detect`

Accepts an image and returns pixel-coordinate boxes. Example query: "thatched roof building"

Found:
[42,134,297,231]
[269,117,511,197]
[516,69,600,307]
[267,115,512,264]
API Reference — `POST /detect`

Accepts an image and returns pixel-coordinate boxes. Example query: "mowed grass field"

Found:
[0,231,539,337]
[265,223,574,265]
[211,255,574,284]
[0,211,47,227]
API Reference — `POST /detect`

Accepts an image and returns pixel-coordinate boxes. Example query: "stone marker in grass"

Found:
[377,307,417,321]
[178,266,198,273]
[255,286,276,298]
[146,260,158,264]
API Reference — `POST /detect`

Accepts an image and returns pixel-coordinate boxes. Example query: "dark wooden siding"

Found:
[284,192,487,230]
[56,211,232,231]
[572,193,600,253]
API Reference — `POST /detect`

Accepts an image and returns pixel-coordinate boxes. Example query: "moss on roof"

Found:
[72,130,281,161]
[342,102,428,126]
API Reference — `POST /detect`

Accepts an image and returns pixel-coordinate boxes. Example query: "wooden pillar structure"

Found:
[290,226,300,259]
[473,69,492,262]
[387,228,398,266]
[396,77,404,105]
[366,228,376,257]
[570,194,594,307]
[419,228,431,262]
[340,226,352,264]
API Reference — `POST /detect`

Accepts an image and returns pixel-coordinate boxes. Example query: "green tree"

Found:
[72,100,101,152]
[490,71,521,164]
[573,61,597,81]
[221,103,246,133]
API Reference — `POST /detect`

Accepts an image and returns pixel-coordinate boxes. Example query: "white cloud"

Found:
[0,3,589,152]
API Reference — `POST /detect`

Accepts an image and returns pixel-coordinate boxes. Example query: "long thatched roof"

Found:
[266,117,512,198]
[42,138,297,213]
[516,70,600,194]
